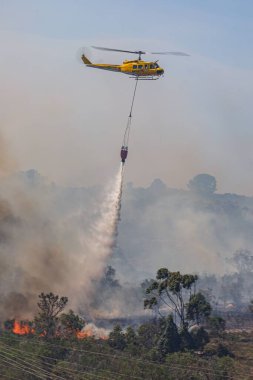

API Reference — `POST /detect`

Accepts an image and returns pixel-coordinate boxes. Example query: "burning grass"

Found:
[9,319,109,341]
[12,320,34,335]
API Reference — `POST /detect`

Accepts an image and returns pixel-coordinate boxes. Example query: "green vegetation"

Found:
[34,292,69,339]
[186,292,212,325]
[144,269,211,329]
[0,269,252,379]
[1,329,252,379]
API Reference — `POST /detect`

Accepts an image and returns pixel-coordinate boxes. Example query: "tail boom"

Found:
[81,55,121,72]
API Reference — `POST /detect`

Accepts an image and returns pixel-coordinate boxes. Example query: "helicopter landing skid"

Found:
[129,76,160,80]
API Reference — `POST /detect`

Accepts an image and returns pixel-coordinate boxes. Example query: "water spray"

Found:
[80,79,139,311]
[85,164,123,272]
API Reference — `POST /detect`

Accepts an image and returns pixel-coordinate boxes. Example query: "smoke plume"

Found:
[0,165,124,320]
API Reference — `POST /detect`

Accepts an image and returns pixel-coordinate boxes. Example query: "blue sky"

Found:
[1,0,253,67]
[0,1,253,194]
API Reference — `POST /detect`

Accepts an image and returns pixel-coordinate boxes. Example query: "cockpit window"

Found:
[154,62,159,68]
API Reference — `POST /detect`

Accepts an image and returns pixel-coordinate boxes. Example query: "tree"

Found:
[157,315,181,356]
[90,265,121,311]
[125,326,139,355]
[179,327,195,350]
[188,174,217,194]
[186,292,211,325]
[207,316,226,337]
[189,326,209,349]
[60,310,85,337]
[125,326,137,345]
[108,325,126,350]
[144,268,198,328]
[137,320,162,350]
[34,292,68,338]
[101,265,121,288]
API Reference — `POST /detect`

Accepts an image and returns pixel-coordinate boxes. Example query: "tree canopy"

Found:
[188,173,217,194]
[35,292,68,338]
[186,292,211,325]
[144,268,199,327]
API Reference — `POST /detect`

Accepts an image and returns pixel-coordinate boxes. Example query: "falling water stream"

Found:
[81,164,124,294]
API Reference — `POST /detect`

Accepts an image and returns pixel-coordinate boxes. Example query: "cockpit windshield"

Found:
[150,62,159,69]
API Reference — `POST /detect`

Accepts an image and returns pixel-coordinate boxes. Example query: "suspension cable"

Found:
[122,78,139,147]
[129,77,139,118]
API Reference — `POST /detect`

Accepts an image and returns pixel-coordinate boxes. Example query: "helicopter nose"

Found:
[157,69,164,75]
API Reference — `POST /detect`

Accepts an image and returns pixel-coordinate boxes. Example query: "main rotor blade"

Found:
[91,46,189,56]
[151,51,190,56]
[92,46,146,55]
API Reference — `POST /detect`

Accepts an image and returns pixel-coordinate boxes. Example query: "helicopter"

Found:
[81,46,189,80]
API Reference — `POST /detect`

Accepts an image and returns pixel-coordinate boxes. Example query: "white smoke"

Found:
[78,323,109,340]
[0,164,124,320]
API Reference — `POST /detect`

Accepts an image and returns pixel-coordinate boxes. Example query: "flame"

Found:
[12,320,108,340]
[76,323,109,340]
[12,320,34,335]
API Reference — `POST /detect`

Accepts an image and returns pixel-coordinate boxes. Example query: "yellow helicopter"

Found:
[81,46,189,80]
